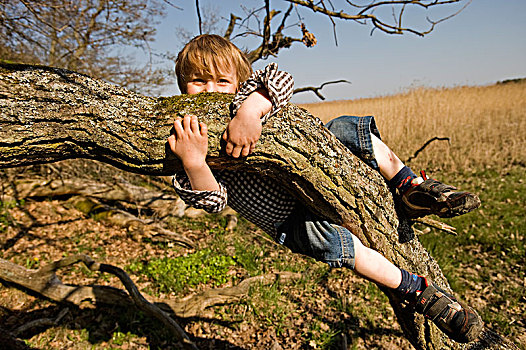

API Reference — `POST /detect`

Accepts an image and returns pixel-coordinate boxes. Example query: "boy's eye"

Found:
[192,78,206,84]
[218,79,231,84]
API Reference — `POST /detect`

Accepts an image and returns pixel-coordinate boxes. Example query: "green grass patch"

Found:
[0,199,24,233]
[418,166,525,339]
[128,248,236,294]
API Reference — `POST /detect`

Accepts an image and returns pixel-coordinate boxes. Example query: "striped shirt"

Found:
[173,63,297,235]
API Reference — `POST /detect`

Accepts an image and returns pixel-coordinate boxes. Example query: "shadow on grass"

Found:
[1,302,247,350]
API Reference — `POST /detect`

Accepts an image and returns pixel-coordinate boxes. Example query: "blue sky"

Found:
[150,0,526,103]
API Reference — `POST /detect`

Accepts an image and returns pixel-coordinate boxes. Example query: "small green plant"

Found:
[24,256,40,269]
[128,248,236,294]
[111,330,136,346]
[0,199,24,233]
[233,239,265,276]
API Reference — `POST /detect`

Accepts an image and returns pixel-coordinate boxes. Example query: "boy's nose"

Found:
[204,82,217,92]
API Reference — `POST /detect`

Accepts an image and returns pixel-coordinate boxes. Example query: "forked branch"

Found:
[0,255,198,349]
[293,79,351,100]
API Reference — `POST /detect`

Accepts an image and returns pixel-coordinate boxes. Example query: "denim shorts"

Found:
[325,115,381,170]
[273,115,384,268]
[275,205,356,269]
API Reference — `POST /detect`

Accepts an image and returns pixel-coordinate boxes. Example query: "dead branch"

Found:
[415,217,457,236]
[246,9,304,63]
[293,79,351,100]
[195,0,203,35]
[154,272,303,318]
[405,137,451,163]
[224,14,240,39]
[13,308,69,336]
[5,177,187,218]
[0,255,198,350]
[69,196,195,248]
[2,176,237,245]
[285,0,469,37]
[0,254,302,345]
[221,1,468,65]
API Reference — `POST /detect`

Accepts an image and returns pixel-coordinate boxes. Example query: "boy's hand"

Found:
[168,115,220,191]
[222,89,271,158]
[168,115,208,171]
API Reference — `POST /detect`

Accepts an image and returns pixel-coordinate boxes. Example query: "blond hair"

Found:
[175,34,252,93]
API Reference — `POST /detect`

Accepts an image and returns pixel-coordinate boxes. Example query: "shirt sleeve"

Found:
[172,172,228,213]
[230,62,294,123]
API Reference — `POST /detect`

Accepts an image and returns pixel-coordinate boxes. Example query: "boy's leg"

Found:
[351,234,483,343]
[276,209,482,343]
[326,115,480,219]
[370,133,405,180]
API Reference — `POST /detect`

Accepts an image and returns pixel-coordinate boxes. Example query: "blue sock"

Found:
[396,269,427,298]
[389,166,417,193]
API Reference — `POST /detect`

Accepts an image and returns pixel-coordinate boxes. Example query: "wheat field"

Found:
[299,82,526,173]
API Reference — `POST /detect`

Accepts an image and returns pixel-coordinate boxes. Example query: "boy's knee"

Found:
[314,223,356,270]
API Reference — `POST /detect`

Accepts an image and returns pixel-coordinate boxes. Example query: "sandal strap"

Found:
[420,179,457,197]
[415,282,484,343]
[425,293,453,320]
[415,283,456,319]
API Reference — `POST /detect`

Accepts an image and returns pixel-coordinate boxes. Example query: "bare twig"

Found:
[293,79,351,100]
[414,217,457,236]
[405,137,451,163]
[286,0,469,36]
[319,0,339,45]
[195,0,202,34]
[224,13,240,39]
[13,308,69,336]
[161,0,183,10]
[262,0,271,58]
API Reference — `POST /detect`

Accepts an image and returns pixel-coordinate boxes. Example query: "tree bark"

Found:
[0,62,516,349]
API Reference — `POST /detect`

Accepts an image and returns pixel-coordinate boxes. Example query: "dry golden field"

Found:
[299,81,526,173]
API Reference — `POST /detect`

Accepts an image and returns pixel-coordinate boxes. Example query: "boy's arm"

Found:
[168,115,228,213]
[223,63,294,158]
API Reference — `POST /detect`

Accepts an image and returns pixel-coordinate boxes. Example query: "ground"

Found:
[1,166,525,349]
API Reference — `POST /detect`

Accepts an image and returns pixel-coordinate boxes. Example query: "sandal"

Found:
[415,282,483,343]
[401,171,481,219]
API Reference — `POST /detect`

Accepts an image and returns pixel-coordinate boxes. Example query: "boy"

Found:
[168,34,483,343]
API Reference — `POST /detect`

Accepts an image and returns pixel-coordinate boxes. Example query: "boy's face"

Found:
[186,67,238,95]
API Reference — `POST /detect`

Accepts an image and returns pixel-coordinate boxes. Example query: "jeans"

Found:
[275,115,383,269]
[325,115,381,170]
[275,205,356,269]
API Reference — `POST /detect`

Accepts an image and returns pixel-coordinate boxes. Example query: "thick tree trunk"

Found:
[0,62,515,349]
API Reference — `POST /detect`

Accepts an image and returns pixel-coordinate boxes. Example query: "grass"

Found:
[127,248,237,295]
[417,166,525,337]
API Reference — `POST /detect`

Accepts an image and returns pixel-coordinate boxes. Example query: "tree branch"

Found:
[405,137,451,163]
[286,0,469,36]
[0,254,198,350]
[195,0,203,35]
[293,79,351,100]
